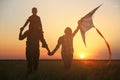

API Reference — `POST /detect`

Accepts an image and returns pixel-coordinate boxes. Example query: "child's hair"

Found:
[64,27,72,35]
[32,7,37,14]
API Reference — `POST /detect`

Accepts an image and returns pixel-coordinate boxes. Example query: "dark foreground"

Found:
[0,60,120,80]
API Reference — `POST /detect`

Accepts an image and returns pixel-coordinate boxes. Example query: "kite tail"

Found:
[94,27,112,62]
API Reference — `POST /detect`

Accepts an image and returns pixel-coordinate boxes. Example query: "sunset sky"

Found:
[0,0,120,60]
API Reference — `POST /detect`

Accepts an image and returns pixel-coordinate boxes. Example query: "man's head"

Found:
[32,7,37,15]
[64,27,72,36]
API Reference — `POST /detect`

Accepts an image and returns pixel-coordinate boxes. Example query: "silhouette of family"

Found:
[19,7,82,73]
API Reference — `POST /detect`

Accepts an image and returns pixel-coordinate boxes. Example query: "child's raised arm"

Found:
[72,26,79,37]
[72,18,83,37]
[49,37,62,56]
[21,18,30,31]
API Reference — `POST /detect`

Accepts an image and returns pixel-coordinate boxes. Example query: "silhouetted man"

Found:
[49,24,80,70]
[19,7,50,73]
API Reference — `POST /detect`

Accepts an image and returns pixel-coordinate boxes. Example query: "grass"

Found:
[0,60,120,80]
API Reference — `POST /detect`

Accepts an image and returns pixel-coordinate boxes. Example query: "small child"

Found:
[21,7,43,32]
[21,7,48,48]
[49,25,80,70]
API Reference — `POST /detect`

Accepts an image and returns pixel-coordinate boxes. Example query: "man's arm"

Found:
[19,28,28,40]
[39,33,50,53]
[42,39,50,53]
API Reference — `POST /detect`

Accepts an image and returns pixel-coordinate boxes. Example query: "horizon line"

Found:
[0,59,120,61]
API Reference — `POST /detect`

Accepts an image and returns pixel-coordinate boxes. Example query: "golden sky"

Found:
[0,0,120,59]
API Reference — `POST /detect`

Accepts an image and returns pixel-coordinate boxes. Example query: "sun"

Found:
[80,54,85,59]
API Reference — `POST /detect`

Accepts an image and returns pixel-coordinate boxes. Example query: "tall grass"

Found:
[0,60,120,80]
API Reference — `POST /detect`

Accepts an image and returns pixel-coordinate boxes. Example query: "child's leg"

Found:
[62,53,73,70]
[40,33,50,51]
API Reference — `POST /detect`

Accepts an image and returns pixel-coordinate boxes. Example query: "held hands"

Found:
[48,51,55,56]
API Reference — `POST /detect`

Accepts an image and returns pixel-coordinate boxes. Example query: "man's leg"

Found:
[26,49,33,73]
[33,49,39,71]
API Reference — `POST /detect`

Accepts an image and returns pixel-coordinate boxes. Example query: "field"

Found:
[0,60,120,80]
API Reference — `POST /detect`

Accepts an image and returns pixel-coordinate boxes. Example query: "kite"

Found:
[78,4,111,61]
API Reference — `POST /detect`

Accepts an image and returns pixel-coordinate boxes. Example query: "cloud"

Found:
[112,5,120,8]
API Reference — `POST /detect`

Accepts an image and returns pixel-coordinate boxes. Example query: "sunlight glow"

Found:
[80,54,85,59]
